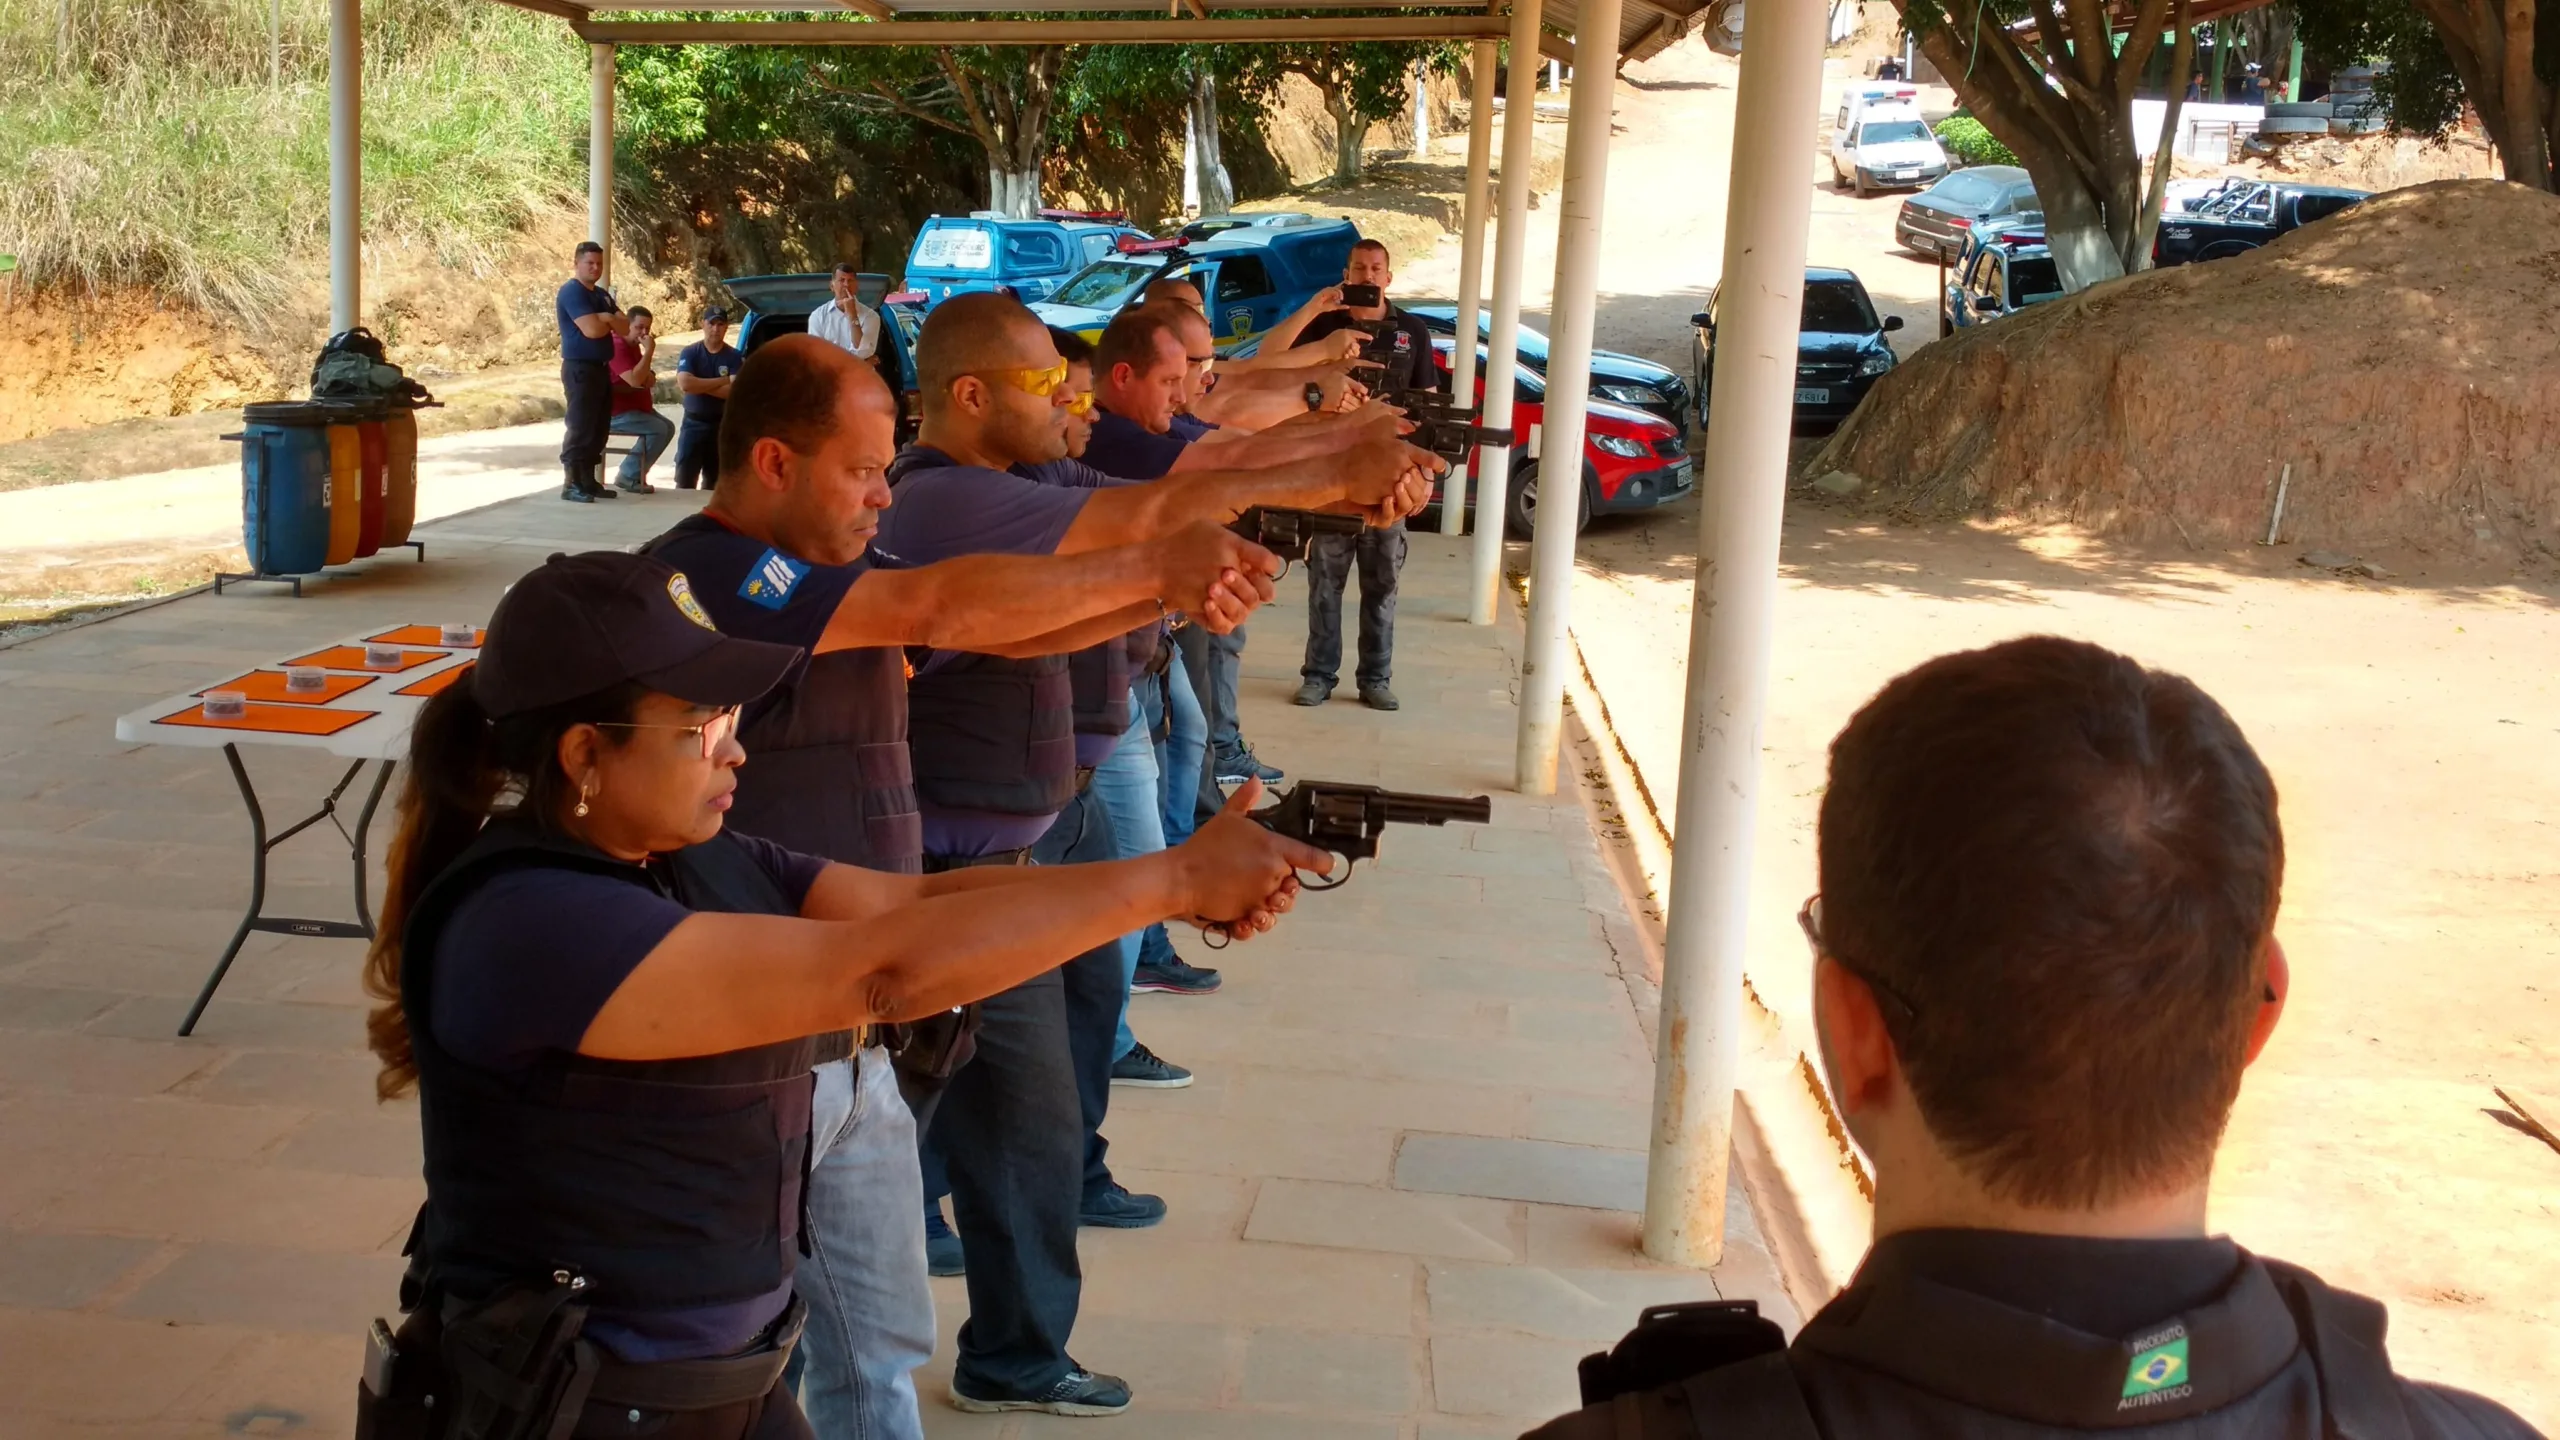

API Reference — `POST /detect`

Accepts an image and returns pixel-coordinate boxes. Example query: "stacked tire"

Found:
[2260,102,2332,139]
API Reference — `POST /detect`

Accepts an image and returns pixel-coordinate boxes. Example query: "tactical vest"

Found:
[400,822,850,1311]
[884,447,1079,817]
[1069,634,1134,740]
[638,517,923,874]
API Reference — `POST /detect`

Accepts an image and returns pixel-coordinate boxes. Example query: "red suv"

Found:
[1421,338,1695,536]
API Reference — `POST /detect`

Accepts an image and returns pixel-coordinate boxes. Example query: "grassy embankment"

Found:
[0,0,589,324]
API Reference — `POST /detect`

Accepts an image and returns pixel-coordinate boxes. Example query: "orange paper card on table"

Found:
[200,670,377,706]
[284,645,443,674]
[368,625,484,649]
[395,661,474,698]
[156,702,378,737]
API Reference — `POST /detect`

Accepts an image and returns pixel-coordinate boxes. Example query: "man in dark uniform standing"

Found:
[671,306,742,491]
[875,292,1436,1418]
[554,239,627,504]
[641,334,1276,1440]
[1291,239,1442,712]
[1528,637,2544,1440]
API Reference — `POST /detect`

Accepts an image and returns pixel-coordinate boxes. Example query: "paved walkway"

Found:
[0,450,1786,1439]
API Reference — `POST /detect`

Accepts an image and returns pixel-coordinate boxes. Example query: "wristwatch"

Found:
[1304,382,1325,412]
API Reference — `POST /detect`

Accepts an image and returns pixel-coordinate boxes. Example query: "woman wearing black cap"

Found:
[353,551,1320,1440]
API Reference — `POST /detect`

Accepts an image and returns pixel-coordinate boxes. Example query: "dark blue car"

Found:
[1405,305,1691,430]
[1691,268,1902,432]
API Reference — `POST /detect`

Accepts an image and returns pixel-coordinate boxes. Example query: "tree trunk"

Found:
[1321,82,1363,183]
[2410,0,2556,190]
[2136,14,2197,270]
[1188,68,1235,216]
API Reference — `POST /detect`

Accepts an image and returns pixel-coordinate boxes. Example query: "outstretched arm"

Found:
[817,526,1273,655]
[1059,433,1441,550]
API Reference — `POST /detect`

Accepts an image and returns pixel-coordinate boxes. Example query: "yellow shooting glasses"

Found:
[976,359,1071,399]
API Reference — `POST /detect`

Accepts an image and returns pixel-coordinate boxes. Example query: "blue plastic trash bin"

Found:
[227,401,336,577]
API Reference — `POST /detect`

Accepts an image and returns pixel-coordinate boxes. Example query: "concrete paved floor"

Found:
[0,444,1785,1438]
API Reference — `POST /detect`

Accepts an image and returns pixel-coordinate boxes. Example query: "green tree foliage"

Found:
[1228,42,1459,184]
[2293,0,2558,189]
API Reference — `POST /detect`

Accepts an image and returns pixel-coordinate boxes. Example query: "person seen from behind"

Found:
[1528,636,2543,1439]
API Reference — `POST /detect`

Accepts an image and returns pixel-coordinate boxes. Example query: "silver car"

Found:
[1895,165,2041,261]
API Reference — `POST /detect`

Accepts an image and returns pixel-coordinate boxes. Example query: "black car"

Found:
[2152,182,2368,267]
[1404,305,1692,430]
[721,271,926,439]
[1692,268,1904,432]
[1895,165,2041,261]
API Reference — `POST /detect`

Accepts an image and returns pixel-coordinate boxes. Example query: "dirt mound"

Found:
[1810,179,2560,571]
[2237,128,2498,193]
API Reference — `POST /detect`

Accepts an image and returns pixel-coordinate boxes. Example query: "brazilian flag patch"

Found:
[2117,1325,2192,1410]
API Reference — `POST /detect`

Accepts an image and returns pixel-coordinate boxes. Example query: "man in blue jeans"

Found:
[606,305,676,493]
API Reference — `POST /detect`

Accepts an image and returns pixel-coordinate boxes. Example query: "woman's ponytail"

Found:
[364,683,504,1100]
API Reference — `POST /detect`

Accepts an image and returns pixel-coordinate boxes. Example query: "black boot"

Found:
[586,463,619,499]
[561,464,594,503]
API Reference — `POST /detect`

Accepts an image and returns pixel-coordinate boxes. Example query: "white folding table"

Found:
[113,624,484,1035]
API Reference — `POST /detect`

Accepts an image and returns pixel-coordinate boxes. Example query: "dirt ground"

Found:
[1400,35,2558,1425]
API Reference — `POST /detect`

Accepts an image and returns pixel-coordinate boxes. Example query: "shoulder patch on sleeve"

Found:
[738,547,811,610]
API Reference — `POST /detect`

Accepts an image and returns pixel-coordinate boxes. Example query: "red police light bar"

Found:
[1116,235,1188,255]
[1039,207,1128,223]
[1998,232,2045,247]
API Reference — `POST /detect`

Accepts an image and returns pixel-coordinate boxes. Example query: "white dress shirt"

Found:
[809,297,882,360]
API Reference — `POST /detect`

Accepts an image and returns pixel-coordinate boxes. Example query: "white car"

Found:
[1831,102,1952,196]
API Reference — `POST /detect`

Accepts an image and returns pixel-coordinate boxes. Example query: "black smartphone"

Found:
[1338,283,1383,309]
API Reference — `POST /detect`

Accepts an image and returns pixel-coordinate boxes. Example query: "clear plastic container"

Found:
[202,691,248,719]
[363,643,404,670]
[285,666,327,693]
[440,623,477,647]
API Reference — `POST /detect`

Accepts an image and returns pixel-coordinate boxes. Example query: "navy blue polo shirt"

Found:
[1168,412,1219,443]
[676,340,744,426]
[645,511,864,657]
[556,279,619,364]
[874,446,1093,856]
[1083,408,1192,481]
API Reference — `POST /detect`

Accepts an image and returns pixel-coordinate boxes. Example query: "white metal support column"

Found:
[1442,39,1498,539]
[1641,0,1827,1268]
[326,0,360,332]
[1512,0,1621,793]
[590,44,617,284]
[1470,0,1546,625]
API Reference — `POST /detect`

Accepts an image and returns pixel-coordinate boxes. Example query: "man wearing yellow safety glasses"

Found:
[870,291,1438,1420]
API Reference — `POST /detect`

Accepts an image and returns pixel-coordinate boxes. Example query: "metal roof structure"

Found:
[486,0,1710,70]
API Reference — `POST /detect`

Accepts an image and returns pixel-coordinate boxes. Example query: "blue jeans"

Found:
[1206,624,1245,757]
[1090,711,1163,1065]
[609,407,676,485]
[1157,656,1207,848]
[785,1050,932,1440]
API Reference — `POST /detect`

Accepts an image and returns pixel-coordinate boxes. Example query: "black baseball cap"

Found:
[474,551,803,718]
[704,306,730,323]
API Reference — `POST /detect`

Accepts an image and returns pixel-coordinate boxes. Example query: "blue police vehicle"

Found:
[1030,215,1362,347]
[903,209,1153,307]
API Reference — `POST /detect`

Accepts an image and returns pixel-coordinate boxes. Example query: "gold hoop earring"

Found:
[575,777,593,818]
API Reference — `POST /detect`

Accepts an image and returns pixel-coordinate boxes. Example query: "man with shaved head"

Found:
[641,333,1278,1440]
[877,292,1437,1417]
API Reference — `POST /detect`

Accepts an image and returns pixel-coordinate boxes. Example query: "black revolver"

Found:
[1228,506,1365,572]
[1203,782,1493,944]
[1379,389,1515,466]
[1250,781,1493,888]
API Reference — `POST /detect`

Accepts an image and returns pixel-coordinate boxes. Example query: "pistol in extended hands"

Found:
[1204,781,1493,945]
[1228,506,1366,571]
[1253,781,1493,887]
[1379,389,1515,466]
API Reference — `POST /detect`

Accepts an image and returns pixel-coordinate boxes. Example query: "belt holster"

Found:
[440,1277,599,1440]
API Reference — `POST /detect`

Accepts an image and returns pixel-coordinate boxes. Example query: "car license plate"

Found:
[1892,169,1918,180]
[1794,387,1829,404]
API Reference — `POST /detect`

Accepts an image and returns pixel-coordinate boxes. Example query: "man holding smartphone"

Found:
[1293,239,1442,711]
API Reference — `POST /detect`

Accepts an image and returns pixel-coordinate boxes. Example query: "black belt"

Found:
[920,848,1035,875]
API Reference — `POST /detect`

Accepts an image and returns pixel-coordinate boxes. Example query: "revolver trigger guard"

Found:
[1298,854,1355,892]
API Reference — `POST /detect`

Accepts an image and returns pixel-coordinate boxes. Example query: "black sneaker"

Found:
[949,1366,1132,1416]
[1213,746,1283,787]
[1292,678,1332,706]
[1359,683,1400,711]
[1109,1041,1193,1089]
[1080,1182,1168,1229]
[560,484,595,504]
[923,1208,965,1277]
[1132,956,1222,995]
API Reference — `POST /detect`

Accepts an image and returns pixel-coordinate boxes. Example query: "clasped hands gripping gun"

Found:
[1378,389,1514,467]
[1202,781,1494,945]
